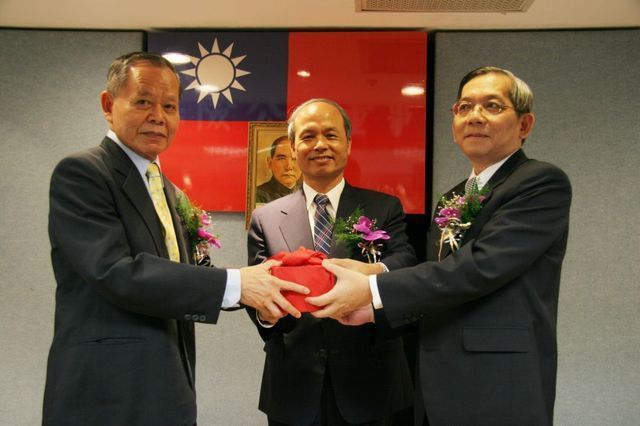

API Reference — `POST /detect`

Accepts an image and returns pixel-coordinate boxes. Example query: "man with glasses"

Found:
[308,67,572,425]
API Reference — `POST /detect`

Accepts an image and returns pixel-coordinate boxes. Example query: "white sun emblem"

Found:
[181,39,251,108]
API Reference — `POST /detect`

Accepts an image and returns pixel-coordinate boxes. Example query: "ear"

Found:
[100,90,114,125]
[346,138,352,155]
[518,113,536,140]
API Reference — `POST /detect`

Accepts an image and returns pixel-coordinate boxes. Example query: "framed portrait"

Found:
[245,121,301,228]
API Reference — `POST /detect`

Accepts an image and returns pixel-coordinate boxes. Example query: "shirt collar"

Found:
[468,151,516,189]
[303,178,345,215]
[107,130,157,185]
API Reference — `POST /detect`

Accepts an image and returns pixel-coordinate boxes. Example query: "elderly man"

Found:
[311,67,572,426]
[42,52,307,426]
[248,99,417,425]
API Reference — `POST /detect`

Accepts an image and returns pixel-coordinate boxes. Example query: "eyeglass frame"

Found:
[451,100,522,117]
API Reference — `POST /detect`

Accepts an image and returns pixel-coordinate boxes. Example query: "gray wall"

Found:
[1,28,638,425]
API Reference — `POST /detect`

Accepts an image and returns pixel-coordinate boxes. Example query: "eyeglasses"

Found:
[451,100,517,117]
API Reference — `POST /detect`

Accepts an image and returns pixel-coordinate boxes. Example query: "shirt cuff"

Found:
[369,274,383,309]
[255,310,276,328]
[222,269,241,308]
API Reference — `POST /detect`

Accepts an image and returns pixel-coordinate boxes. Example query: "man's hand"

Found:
[240,259,309,319]
[336,304,374,326]
[256,308,280,326]
[306,259,373,320]
[329,258,386,275]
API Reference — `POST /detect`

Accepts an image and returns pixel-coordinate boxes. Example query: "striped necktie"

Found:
[313,194,333,256]
[146,163,180,262]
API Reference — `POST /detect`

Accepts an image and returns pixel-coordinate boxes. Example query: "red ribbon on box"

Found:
[268,247,335,313]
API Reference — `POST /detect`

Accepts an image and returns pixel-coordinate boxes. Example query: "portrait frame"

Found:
[245,121,291,228]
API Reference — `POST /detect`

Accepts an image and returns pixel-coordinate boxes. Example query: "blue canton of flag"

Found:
[148,31,289,121]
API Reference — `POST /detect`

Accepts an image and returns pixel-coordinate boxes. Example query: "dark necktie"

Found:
[313,194,332,255]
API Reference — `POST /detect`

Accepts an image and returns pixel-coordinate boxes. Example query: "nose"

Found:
[466,104,486,123]
[313,137,328,150]
[147,104,165,124]
[284,157,294,169]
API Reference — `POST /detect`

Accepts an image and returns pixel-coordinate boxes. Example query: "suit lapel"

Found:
[277,183,365,258]
[100,139,196,389]
[459,149,529,247]
[279,189,314,252]
[431,150,529,261]
[101,138,168,259]
[332,183,362,259]
[481,149,528,204]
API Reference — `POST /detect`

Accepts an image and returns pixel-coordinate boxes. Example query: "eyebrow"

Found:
[460,93,506,101]
[135,88,153,96]
[135,88,178,102]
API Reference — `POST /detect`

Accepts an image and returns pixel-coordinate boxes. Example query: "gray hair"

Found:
[287,98,352,141]
[106,52,181,97]
[457,66,533,114]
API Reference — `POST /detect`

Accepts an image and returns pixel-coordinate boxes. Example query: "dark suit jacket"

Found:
[43,138,228,426]
[376,150,572,426]
[256,176,297,204]
[247,183,416,425]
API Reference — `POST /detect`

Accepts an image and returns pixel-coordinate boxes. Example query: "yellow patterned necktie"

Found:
[146,163,180,262]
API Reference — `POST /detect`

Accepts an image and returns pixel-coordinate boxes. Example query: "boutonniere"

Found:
[334,207,390,263]
[434,182,488,261]
[175,193,221,266]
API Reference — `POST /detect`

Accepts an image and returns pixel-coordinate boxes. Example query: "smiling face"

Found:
[452,72,535,173]
[101,61,180,160]
[292,101,351,193]
[268,140,300,189]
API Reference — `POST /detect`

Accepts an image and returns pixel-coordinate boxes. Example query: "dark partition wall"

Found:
[431,29,640,425]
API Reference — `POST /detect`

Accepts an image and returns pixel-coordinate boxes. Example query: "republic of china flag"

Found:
[148,31,426,214]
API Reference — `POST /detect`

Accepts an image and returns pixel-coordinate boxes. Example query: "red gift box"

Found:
[269,247,335,313]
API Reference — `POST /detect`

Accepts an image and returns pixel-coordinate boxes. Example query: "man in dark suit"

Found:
[310,67,572,425]
[43,52,308,426]
[248,99,417,425]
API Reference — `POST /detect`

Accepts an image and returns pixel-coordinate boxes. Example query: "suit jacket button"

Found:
[199,315,206,322]
[184,314,192,321]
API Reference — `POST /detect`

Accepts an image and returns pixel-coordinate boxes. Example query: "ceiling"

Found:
[1,0,638,31]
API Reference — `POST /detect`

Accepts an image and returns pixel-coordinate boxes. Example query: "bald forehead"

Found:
[295,102,343,126]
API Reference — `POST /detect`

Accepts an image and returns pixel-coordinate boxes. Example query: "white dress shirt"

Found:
[302,178,345,243]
